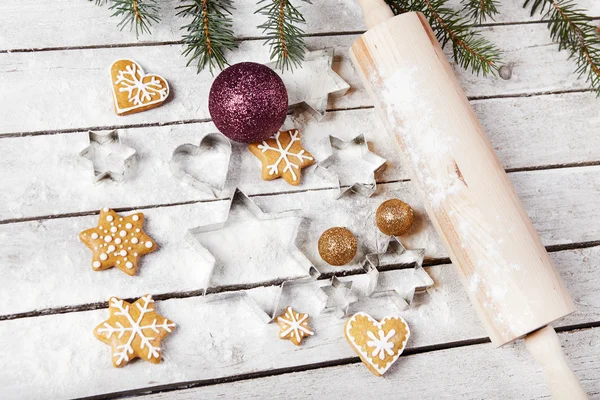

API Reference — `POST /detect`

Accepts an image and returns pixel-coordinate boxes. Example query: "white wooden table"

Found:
[1,1,599,399]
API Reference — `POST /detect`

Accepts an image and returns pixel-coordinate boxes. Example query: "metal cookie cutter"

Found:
[316,276,359,318]
[364,236,434,310]
[266,48,350,121]
[170,132,232,197]
[79,130,137,183]
[187,189,321,323]
[316,134,387,198]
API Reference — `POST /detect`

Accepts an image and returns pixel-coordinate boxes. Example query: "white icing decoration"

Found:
[128,247,132,250]
[132,215,140,221]
[120,230,127,237]
[104,236,112,243]
[145,241,153,248]
[111,227,117,233]
[134,253,138,256]
[96,296,175,365]
[94,247,98,251]
[103,207,109,212]
[135,229,140,233]
[91,233,99,239]
[108,245,116,253]
[115,238,122,244]
[120,250,127,256]
[257,130,313,182]
[100,253,108,261]
[93,261,101,268]
[277,307,314,343]
[131,238,139,244]
[126,262,133,269]
[106,215,114,222]
[103,230,108,234]
[126,223,133,229]
[113,253,118,257]
[113,60,168,113]
[366,329,396,360]
[117,261,120,264]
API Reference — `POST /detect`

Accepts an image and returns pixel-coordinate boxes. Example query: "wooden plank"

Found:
[1,166,600,317]
[1,0,598,51]
[139,327,600,400]
[0,245,597,399]
[1,23,597,136]
[1,91,598,222]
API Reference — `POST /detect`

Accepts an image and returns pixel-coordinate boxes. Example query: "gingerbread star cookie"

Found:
[79,207,157,276]
[110,59,169,115]
[344,312,410,376]
[248,129,315,186]
[94,295,175,367]
[276,306,314,346]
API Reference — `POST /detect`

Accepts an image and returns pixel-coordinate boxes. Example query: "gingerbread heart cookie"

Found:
[110,59,169,115]
[344,312,410,376]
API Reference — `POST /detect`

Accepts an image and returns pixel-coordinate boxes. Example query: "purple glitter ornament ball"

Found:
[208,62,288,143]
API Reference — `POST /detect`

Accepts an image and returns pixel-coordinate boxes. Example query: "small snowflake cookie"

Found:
[276,306,314,346]
[110,59,169,115]
[248,129,315,186]
[344,312,410,376]
[94,295,175,367]
[79,208,157,276]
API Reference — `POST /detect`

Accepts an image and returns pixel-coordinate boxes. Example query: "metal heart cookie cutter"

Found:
[170,132,232,197]
[363,235,434,310]
[187,189,321,323]
[316,134,387,199]
[79,130,137,183]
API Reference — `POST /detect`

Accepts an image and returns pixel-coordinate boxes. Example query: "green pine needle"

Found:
[461,0,500,23]
[524,0,600,95]
[385,0,502,76]
[256,0,311,72]
[177,0,238,74]
[108,0,160,37]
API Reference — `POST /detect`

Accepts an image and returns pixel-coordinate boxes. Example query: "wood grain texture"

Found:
[1,23,599,136]
[0,245,597,399]
[1,166,600,318]
[138,327,600,400]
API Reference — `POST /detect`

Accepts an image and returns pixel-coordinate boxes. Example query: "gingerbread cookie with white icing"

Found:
[344,312,410,376]
[248,129,315,186]
[276,306,314,346]
[110,59,169,116]
[79,208,157,276]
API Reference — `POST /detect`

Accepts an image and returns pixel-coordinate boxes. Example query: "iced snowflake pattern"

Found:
[114,61,168,107]
[276,307,314,346]
[95,295,175,367]
[366,329,396,360]
[257,130,314,182]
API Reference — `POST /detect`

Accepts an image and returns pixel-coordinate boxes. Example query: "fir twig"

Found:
[256,0,311,71]
[461,0,500,23]
[108,0,160,37]
[385,0,502,76]
[524,0,600,95]
[177,0,238,74]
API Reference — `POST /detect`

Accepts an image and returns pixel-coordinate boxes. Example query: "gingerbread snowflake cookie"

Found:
[110,59,169,115]
[344,312,410,376]
[94,295,175,367]
[248,129,315,186]
[276,307,314,346]
[79,208,157,276]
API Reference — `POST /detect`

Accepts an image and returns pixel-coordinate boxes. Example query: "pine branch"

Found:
[177,0,238,74]
[256,0,311,71]
[461,0,500,23]
[108,0,161,37]
[385,0,502,76]
[524,0,600,95]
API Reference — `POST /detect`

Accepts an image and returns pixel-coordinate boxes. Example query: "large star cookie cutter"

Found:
[266,48,349,120]
[364,236,434,310]
[316,276,359,318]
[170,132,232,197]
[79,130,137,183]
[316,134,387,198]
[187,189,321,323]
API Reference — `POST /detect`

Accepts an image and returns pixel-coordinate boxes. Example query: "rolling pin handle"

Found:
[356,0,395,29]
[524,325,588,399]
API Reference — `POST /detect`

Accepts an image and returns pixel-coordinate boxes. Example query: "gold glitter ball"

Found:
[376,199,414,236]
[318,227,357,266]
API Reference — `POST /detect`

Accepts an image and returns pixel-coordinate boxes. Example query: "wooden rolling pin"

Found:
[350,1,587,398]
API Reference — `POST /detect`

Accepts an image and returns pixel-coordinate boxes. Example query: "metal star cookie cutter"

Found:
[187,189,321,323]
[316,134,387,199]
[266,48,350,121]
[364,236,434,310]
[170,132,232,197]
[316,276,359,318]
[79,130,137,183]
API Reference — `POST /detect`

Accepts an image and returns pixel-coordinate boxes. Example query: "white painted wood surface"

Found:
[0,0,599,399]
